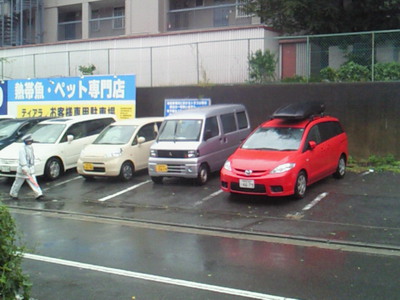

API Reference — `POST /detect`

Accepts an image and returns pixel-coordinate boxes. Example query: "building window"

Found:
[58,5,82,41]
[196,0,204,6]
[236,0,251,18]
[91,9,100,32]
[113,7,125,29]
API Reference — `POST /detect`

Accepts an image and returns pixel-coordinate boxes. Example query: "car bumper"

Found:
[0,161,45,178]
[148,157,200,179]
[0,160,18,177]
[220,169,298,196]
[77,158,122,177]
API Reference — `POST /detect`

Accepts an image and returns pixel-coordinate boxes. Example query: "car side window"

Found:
[133,123,156,145]
[236,111,249,129]
[204,116,219,140]
[18,123,33,136]
[304,125,321,152]
[220,113,237,134]
[61,122,85,142]
[86,118,115,136]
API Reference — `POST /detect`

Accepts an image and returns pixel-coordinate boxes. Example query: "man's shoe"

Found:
[10,195,18,200]
[35,195,45,201]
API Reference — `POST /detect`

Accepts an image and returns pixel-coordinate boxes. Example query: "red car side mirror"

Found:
[308,141,317,150]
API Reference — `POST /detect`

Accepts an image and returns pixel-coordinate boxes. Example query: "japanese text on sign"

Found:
[8,75,136,101]
[17,104,135,119]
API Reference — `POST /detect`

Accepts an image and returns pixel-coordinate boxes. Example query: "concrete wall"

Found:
[137,82,400,160]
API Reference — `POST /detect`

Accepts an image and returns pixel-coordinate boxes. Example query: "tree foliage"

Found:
[241,0,400,34]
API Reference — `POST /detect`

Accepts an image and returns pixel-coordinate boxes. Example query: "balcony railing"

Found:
[89,16,125,39]
[58,20,82,41]
[167,3,254,31]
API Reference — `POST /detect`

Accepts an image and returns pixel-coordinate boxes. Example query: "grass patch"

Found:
[347,154,400,173]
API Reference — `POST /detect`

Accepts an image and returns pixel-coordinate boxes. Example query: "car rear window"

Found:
[237,111,249,129]
[318,121,344,142]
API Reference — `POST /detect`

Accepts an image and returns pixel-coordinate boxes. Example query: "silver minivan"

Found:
[148,104,250,184]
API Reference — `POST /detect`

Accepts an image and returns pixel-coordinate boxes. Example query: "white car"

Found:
[77,117,164,181]
[0,114,117,180]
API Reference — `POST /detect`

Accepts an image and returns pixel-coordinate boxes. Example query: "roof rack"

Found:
[272,101,325,120]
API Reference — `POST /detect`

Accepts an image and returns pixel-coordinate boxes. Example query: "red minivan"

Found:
[220,102,348,198]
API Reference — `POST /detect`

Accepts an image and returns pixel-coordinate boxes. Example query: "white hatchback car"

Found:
[0,114,117,180]
[77,117,164,181]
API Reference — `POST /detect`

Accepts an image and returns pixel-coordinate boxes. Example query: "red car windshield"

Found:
[242,127,304,151]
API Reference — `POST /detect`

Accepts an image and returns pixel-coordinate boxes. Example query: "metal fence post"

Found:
[371,32,375,82]
[306,36,310,82]
[107,49,110,75]
[196,42,199,85]
[68,51,71,77]
[33,54,36,78]
[247,38,250,82]
[150,47,153,87]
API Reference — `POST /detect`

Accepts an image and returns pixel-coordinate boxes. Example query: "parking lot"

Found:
[2,168,400,249]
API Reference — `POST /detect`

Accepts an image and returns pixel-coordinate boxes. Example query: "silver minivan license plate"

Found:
[239,179,255,189]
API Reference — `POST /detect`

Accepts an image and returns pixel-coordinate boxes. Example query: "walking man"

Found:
[10,134,44,200]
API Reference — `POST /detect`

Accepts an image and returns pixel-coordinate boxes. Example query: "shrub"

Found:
[78,64,96,75]
[336,61,370,82]
[248,49,277,83]
[0,204,31,299]
[374,62,400,81]
[320,67,337,82]
[320,61,400,83]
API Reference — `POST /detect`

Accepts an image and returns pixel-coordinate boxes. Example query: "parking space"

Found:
[2,168,400,247]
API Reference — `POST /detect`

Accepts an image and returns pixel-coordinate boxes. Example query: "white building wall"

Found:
[109,48,152,86]
[296,43,308,77]
[0,27,279,86]
[376,43,399,63]
[329,46,348,69]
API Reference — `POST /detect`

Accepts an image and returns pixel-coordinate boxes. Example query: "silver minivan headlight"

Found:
[186,150,199,158]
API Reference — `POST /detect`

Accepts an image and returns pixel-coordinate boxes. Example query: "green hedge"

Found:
[0,204,31,300]
[320,61,400,82]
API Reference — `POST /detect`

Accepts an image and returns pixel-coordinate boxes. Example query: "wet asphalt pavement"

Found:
[1,169,400,299]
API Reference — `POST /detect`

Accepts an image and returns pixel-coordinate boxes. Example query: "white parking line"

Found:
[42,176,82,191]
[194,189,224,206]
[24,253,297,300]
[302,192,328,211]
[98,180,151,202]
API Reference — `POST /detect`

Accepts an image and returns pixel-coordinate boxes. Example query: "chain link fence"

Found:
[1,29,400,85]
[281,29,400,82]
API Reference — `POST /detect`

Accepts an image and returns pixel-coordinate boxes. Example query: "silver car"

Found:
[148,104,250,185]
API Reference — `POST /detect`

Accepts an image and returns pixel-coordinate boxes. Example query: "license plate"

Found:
[155,164,168,172]
[1,166,10,172]
[83,163,94,171]
[239,179,255,189]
